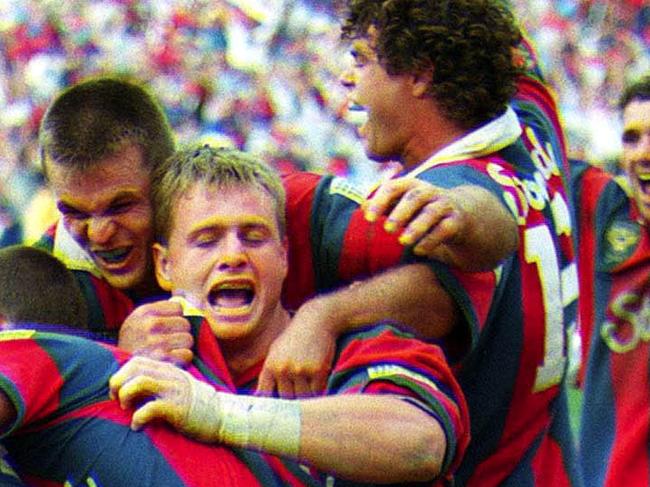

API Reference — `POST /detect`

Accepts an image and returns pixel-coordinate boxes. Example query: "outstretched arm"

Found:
[364,177,518,271]
[258,263,460,396]
[110,356,454,484]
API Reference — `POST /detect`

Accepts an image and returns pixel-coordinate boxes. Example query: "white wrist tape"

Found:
[185,377,302,458]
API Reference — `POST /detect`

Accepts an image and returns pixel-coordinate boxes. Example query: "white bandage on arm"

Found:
[185,377,302,458]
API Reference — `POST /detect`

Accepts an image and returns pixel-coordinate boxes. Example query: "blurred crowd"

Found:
[0,0,648,245]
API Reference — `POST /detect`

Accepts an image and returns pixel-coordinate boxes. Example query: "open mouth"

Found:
[345,102,368,127]
[93,247,132,266]
[637,172,650,196]
[208,280,255,317]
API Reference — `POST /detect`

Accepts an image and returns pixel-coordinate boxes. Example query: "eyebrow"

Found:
[57,190,142,213]
[187,216,275,237]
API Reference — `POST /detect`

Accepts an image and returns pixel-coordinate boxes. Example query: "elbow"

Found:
[393,420,448,482]
[415,424,447,481]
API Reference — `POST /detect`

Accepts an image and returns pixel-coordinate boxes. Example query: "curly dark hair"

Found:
[340,0,522,130]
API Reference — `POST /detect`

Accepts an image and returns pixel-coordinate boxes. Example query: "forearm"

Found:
[183,384,446,482]
[431,184,517,271]
[299,394,446,483]
[304,263,459,340]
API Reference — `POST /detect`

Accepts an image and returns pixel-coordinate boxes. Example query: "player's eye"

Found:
[622,129,640,144]
[241,227,268,244]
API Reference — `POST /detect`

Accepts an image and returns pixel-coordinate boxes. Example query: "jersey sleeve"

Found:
[0,330,120,437]
[406,162,520,348]
[327,324,470,479]
[283,172,406,309]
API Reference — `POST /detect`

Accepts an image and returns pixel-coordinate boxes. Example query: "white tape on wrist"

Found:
[185,376,222,442]
[217,392,302,459]
[184,375,302,458]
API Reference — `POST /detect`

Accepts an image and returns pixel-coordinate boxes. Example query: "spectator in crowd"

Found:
[575,74,650,487]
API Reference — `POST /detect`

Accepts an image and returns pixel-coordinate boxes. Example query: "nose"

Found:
[339,66,355,88]
[217,232,248,271]
[86,216,117,245]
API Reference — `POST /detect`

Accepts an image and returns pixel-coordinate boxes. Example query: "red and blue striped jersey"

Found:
[33,174,404,334]
[571,160,650,487]
[189,317,470,484]
[0,329,323,487]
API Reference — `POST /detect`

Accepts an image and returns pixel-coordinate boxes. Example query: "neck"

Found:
[128,272,165,303]
[400,101,466,170]
[221,305,291,382]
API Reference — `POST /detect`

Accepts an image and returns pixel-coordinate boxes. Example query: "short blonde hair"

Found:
[152,144,286,243]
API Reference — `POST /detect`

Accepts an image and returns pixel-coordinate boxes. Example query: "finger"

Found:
[413,215,462,256]
[133,300,185,318]
[398,201,450,246]
[291,375,313,398]
[109,357,153,398]
[275,375,297,399]
[150,330,194,350]
[131,399,174,431]
[255,368,278,397]
[168,348,194,367]
[150,317,192,334]
[309,372,329,396]
[384,186,443,234]
[117,375,168,410]
[363,179,413,222]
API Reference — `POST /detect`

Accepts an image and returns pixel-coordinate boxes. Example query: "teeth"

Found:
[344,108,368,126]
[209,282,254,311]
[95,248,129,263]
[638,173,650,182]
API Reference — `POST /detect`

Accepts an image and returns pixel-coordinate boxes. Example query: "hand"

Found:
[117,300,194,366]
[256,298,337,399]
[109,356,220,441]
[362,177,469,257]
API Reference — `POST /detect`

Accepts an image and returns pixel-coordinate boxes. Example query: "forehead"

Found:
[171,182,278,230]
[46,144,148,188]
[623,99,650,128]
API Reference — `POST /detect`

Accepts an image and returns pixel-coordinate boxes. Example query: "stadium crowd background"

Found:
[0,0,648,246]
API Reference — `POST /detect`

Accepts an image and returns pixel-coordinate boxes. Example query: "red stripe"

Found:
[282,172,320,310]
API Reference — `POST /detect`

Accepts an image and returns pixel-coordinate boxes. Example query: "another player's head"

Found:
[338,0,521,164]
[39,77,175,294]
[151,144,289,351]
[0,246,87,329]
[619,75,650,224]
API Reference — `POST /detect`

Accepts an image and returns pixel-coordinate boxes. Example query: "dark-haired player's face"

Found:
[621,99,650,224]
[46,144,155,291]
[340,28,419,166]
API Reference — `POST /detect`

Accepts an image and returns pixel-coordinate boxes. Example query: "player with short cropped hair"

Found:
[577,75,650,487]
[35,76,175,338]
[0,245,87,330]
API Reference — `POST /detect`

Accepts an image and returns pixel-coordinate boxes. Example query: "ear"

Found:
[152,242,173,292]
[280,236,289,279]
[411,70,432,98]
